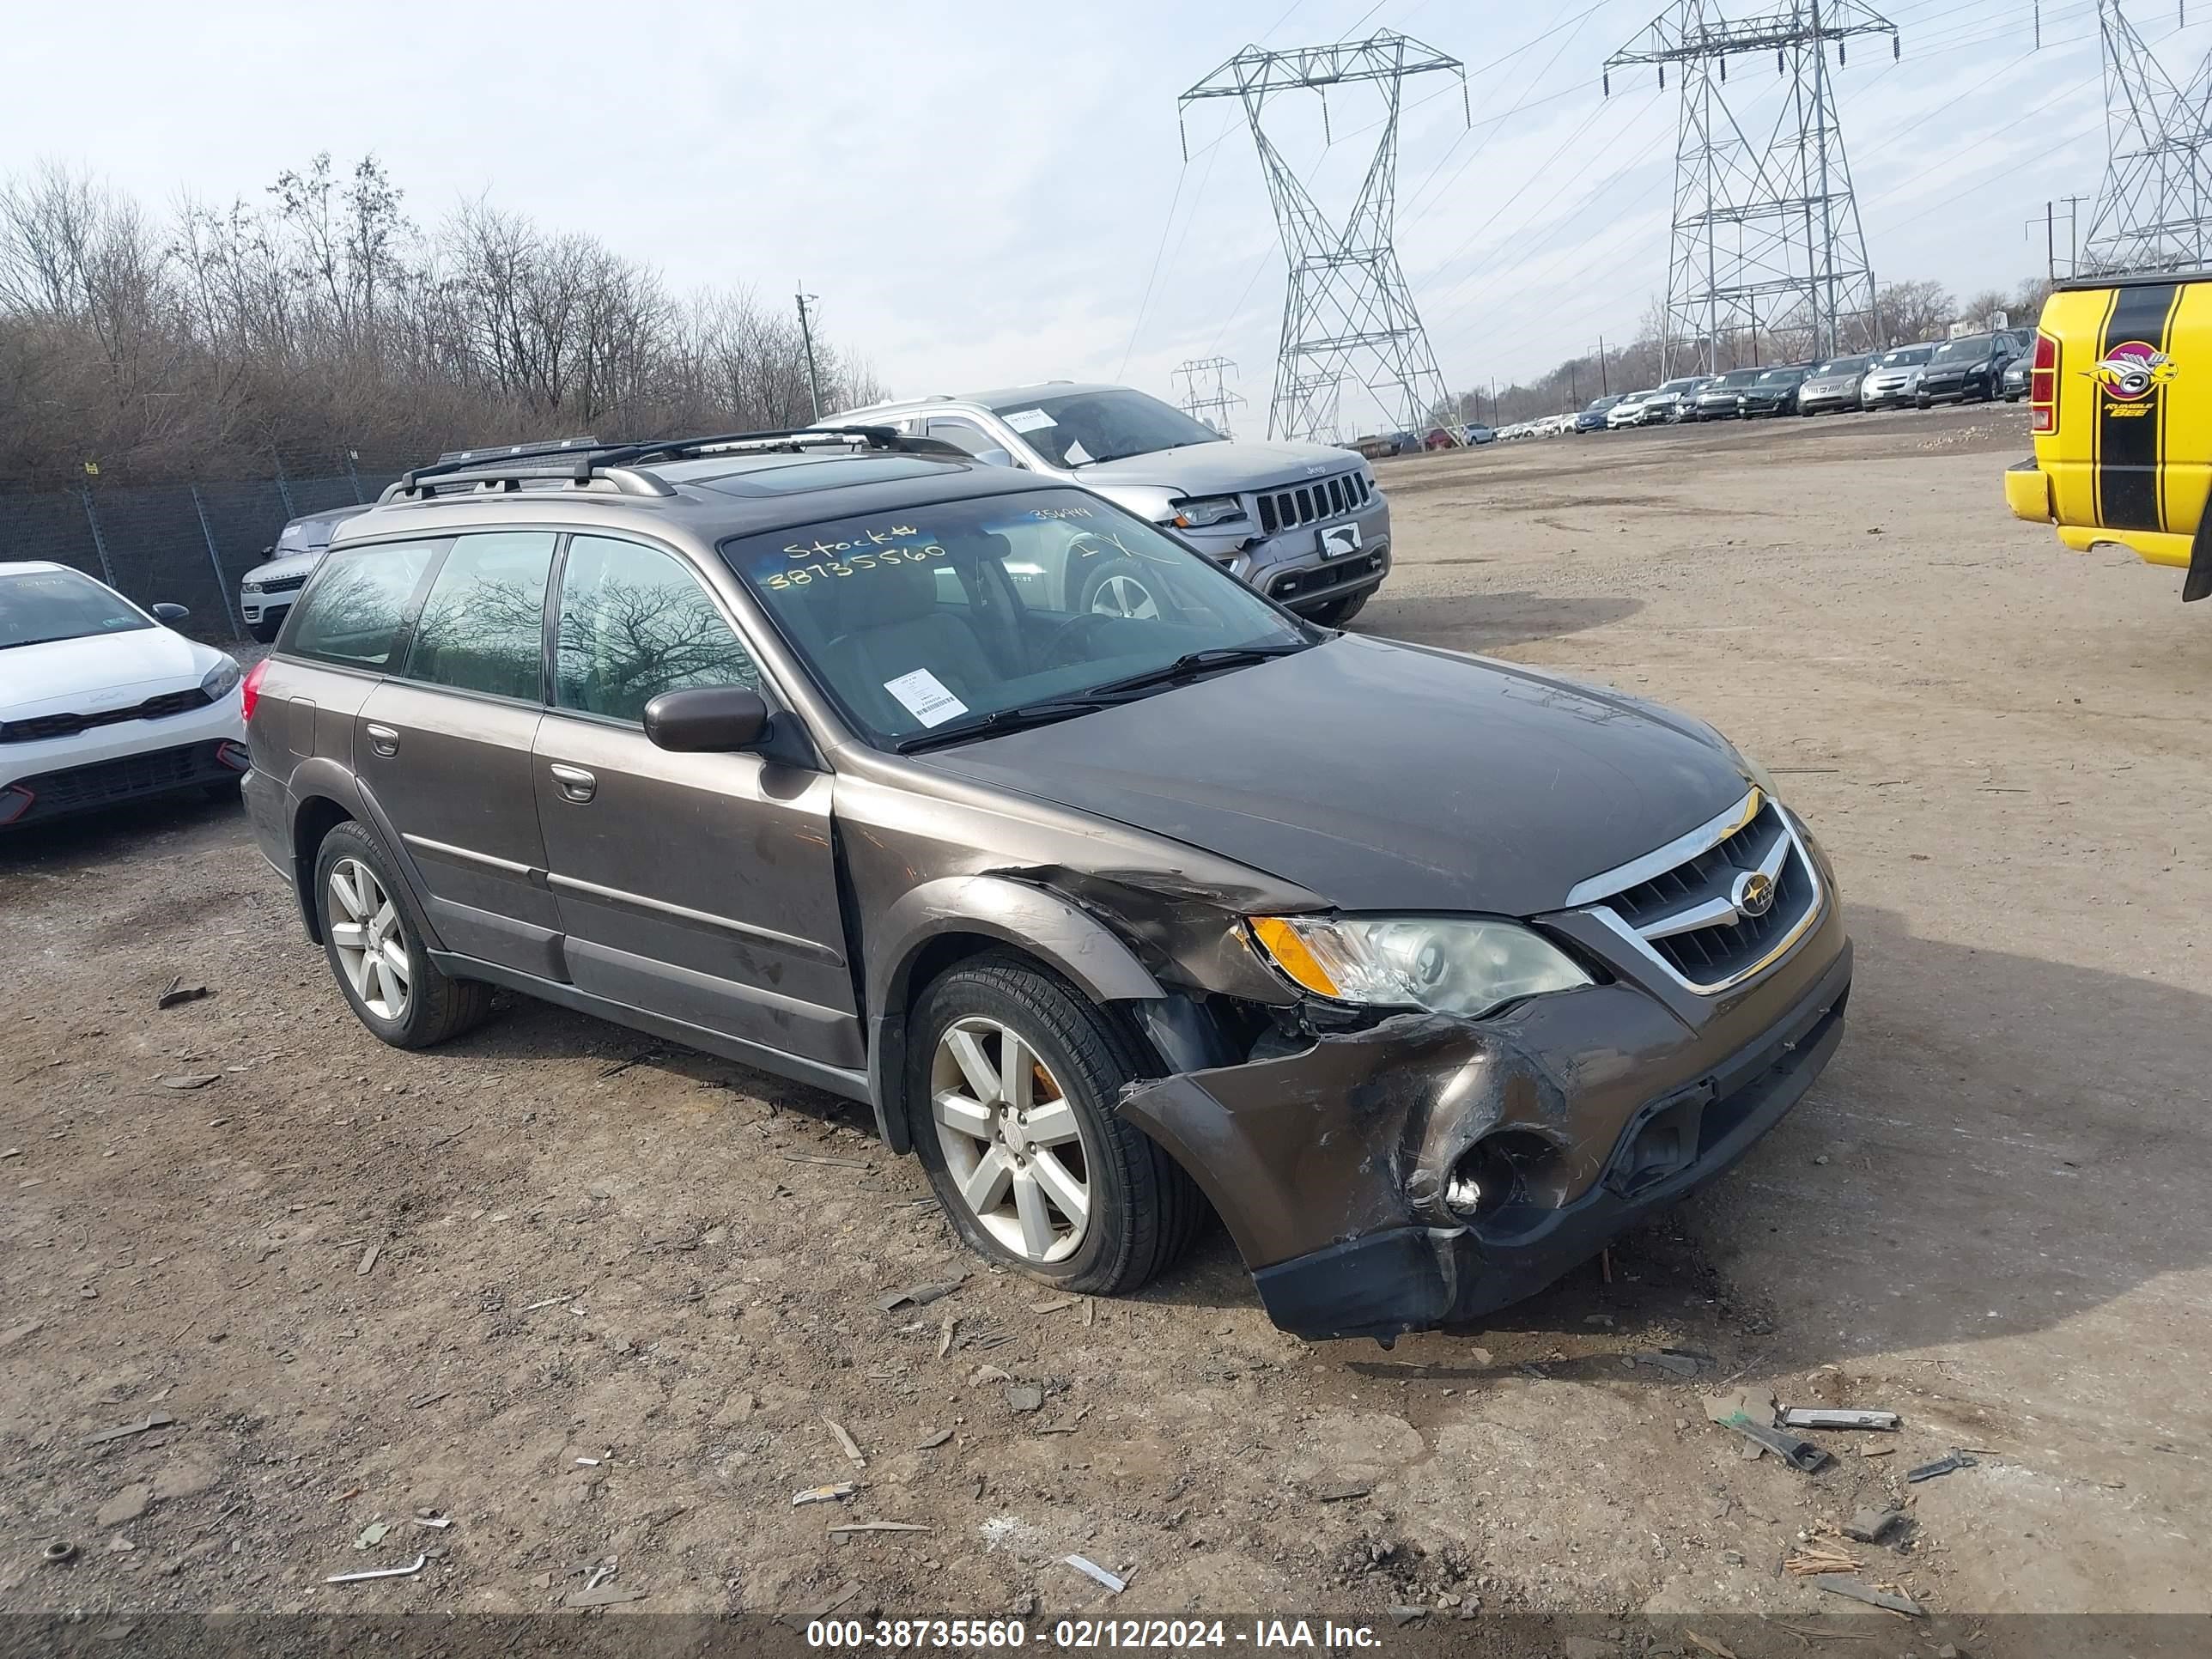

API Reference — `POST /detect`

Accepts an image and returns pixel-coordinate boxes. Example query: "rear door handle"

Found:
[365,723,399,757]
[549,762,596,804]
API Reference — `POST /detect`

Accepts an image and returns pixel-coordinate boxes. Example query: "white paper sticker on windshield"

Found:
[884,668,968,728]
[1002,408,1056,433]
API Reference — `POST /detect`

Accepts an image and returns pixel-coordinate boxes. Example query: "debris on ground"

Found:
[1843,1506,1903,1544]
[81,1413,176,1447]
[1316,1481,1373,1503]
[938,1316,957,1358]
[793,1483,859,1508]
[829,1521,930,1534]
[40,1540,76,1565]
[825,1419,866,1468]
[568,1585,651,1607]
[1809,1574,1924,1617]
[356,1245,380,1277]
[155,977,209,1010]
[1682,1630,1740,1659]
[1006,1384,1044,1415]
[410,1514,453,1529]
[354,1521,391,1549]
[915,1430,953,1450]
[1785,1545,1863,1577]
[1781,1407,1900,1431]
[1388,1606,1427,1626]
[1030,1295,1079,1314]
[1705,1389,1828,1472]
[325,1554,426,1584]
[94,1486,151,1528]
[876,1276,965,1312]
[1063,1553,1127,1594]
[157,1074,220,1090]
[969,1364,1011,1387]
[1907,1452,1978,1483]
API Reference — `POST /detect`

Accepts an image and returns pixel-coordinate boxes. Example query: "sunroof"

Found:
[687,455,957,496]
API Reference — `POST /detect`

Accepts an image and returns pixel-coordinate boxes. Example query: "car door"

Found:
[354,530,564,978]
[532,532,862,1071]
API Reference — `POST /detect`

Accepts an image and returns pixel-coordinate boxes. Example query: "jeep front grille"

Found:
[1255,470,1370,537]
[1565,790,1821,994]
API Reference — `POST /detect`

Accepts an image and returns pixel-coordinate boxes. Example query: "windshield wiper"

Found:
[0,635,76,651]
[893,696,1126,755]
[1085,642,1307,699]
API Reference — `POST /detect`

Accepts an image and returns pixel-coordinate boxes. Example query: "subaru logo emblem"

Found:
[1733,870,1777,920]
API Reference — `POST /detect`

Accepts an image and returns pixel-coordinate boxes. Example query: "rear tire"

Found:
[908,952,1203,1296]
[313,821,492,1049]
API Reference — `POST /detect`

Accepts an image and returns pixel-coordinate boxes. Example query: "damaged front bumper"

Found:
[1117,902,1851,1342]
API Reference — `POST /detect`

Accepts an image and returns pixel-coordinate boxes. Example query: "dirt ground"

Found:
[4,405,2208,1649]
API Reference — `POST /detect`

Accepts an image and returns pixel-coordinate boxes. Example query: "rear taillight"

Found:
[240,658,270,723]
[2030,331,2059,435]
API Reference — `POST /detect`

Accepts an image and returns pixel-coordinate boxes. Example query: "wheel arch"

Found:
[864,876,1169,1154]
[289,793,356,945]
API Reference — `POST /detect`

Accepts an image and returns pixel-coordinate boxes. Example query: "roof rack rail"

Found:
[432,435,601,466]
[382,425,971,503]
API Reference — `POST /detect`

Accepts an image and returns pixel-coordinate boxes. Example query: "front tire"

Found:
[908,953,1202,1295]
[313,821,491,1049]
[246,615,283,645]
[1306,587,1370,626]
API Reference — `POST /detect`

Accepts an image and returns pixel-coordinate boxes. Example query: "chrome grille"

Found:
[1567,791,1821,994]
[249,572,308,596]
[1255,470,1370,537]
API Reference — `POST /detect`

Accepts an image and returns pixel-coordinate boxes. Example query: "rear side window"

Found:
[286,538,447,669]
[402,531,557,701]
[554,536,759,723]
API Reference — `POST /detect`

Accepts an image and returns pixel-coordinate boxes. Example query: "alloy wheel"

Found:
[1089,574,1160,620]
[328,857,410,1022]
[930,1017,1091,1263]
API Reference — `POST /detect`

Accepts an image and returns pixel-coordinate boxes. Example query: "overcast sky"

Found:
[3,0,2203,432]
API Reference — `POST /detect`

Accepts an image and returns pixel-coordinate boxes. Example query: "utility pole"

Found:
[1607,0,1895,374]
[1598,334,1609,394]
[794,286,823,422]
[1182,32,1468,441]
[1172,356,1248,437]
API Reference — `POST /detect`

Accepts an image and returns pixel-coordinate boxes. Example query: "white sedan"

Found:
[1,562,247,830]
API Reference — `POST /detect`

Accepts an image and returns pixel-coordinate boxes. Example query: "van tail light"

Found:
[2030,331,2059,434]
[240,658,270,723]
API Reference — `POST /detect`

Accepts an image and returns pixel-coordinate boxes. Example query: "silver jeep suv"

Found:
[825,383,1392,624]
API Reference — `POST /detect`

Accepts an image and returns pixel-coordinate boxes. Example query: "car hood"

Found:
[0,628,223,716]
[915,634,1753,918]
[1805,374,1860,391]
[249,550,322,585]
[1070,440,1360,495]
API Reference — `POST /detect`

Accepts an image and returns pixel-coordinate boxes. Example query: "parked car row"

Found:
[1494,332,2033,441]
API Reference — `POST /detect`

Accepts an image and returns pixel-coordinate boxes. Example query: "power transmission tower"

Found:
[1182,33,1467,442]
[2079,1,2212,275]
[1172,356,1247,437]
[1607,1,1897,375]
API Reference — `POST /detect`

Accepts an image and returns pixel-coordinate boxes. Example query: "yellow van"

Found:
[2003,271,2212,603]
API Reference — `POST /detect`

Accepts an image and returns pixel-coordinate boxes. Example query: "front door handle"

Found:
[548,762,596,804]
[365,723,399,757]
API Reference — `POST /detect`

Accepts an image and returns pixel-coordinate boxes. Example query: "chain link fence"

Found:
[0,453,407,645]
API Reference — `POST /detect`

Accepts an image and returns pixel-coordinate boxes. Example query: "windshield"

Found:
[986,389,1225,469]
[1813,356,1870,376]
[1758,368,1807,385]
[1931,335,1992,363]
[1584,396,1622,412]
[1875,346,1934,368]
[722,488,1308,749]
[0,567,151,649]
[1714,369,1764,388]
[1657,377,1705,393]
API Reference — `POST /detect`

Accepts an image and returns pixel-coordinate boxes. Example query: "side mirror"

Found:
[643,686,769,753]
[151,603,190,624]
[975,447,1016,469]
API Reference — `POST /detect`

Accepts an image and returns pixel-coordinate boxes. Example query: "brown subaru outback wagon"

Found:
[242,430,1851,1342]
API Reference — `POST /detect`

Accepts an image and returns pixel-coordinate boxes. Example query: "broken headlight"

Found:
[1248,915,1589,1021]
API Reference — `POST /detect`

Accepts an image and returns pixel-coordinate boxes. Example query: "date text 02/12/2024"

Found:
[803,1619,1385,1650]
